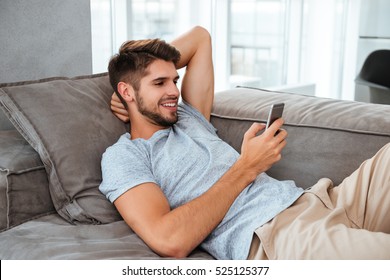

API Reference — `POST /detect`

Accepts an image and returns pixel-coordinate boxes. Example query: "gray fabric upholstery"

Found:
[0,81,16,130]
[0,214,213,260]
[0,130,55,231]
[0,109,14,131]
[0,74,126,224]
[210,87,390,189]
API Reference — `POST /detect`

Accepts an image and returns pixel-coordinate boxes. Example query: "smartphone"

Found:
[266,103,284,130]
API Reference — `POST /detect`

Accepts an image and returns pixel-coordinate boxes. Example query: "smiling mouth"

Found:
[160,98,178,110]
[161,102,176,108]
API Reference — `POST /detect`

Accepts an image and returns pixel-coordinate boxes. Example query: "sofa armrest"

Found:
[211,87,390,189]
[0,130,55,231]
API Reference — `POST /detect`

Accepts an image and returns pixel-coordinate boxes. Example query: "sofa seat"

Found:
[0,213,213,259]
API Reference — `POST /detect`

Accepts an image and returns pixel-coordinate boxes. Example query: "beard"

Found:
[135,92,178,127]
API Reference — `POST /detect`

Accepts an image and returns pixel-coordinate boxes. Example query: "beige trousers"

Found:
[248,143,390,260]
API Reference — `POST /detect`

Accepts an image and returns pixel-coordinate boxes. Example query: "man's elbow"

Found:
[191,25,212,43]
[153,239,192,259]
[162,248,189,259]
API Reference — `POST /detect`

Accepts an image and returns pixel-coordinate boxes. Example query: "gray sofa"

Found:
[0,73,389,259]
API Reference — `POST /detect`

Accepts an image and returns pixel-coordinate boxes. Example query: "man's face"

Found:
[134,59,180,127]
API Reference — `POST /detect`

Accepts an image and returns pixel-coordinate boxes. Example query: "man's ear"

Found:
[117,82,135,103]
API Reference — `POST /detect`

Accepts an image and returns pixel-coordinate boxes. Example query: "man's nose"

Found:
[167,82,179,96]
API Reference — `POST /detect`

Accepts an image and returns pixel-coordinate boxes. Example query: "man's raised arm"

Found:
[171,26,214,121]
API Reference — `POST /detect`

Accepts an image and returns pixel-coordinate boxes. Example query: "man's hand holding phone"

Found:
[238,103,287,177]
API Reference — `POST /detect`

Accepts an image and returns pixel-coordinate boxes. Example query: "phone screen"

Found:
[266,103,284,130]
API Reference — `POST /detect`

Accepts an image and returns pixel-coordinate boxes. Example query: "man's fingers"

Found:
[110,92,130,123]
[266,118,284,136]
[116,114,130,123]
[275,128,288,143]
[244,123,266,140]
[112,92,121,102]
[111,98,125,109]
[111,105,128,115]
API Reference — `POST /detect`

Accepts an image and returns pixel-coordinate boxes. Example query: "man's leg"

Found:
[329,142,390,233]
[252,143,390,259]
[247,232,268,260]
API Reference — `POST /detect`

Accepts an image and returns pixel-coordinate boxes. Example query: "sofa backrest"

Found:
[211,87,390,189]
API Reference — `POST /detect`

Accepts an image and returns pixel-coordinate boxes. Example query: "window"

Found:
[91,0,359,100]
[91,0,213,74]
[129,0,177,40]
[230,0,288,88]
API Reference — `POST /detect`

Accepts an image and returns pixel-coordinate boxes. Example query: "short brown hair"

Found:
[108,38,181,107]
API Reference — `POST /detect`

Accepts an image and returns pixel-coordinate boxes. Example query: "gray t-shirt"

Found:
[99,101,303,259]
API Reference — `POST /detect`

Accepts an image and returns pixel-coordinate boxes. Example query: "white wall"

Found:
[0,0,92,83]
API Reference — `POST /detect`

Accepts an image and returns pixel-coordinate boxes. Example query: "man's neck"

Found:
[129,120,168,140]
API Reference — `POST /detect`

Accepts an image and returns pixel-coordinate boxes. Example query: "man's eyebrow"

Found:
[151,75,180,82]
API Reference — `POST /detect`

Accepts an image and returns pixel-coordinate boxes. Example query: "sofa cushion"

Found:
[0,214,215,260]
[0,130,55,231]
[211,87,390,189]
[0,109,14,131]
[0,73,126,224]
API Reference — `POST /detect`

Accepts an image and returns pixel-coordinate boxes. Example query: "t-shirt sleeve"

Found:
[99,141,157,203]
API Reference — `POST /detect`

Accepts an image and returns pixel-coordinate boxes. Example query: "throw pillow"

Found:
[0,73,126,224]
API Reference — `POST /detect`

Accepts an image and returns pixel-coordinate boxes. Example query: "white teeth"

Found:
[162,103,176,107]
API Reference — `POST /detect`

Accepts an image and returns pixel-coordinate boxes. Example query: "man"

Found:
[100,26,390,260]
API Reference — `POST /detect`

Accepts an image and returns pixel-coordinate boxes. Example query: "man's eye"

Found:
[155,82,164,86]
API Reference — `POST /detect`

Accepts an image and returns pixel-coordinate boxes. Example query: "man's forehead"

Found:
[144,59,178,79]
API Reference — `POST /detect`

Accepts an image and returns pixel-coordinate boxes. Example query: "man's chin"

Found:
[155,115,178,127]
[165,113,178,125]
[164,117,178,126]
